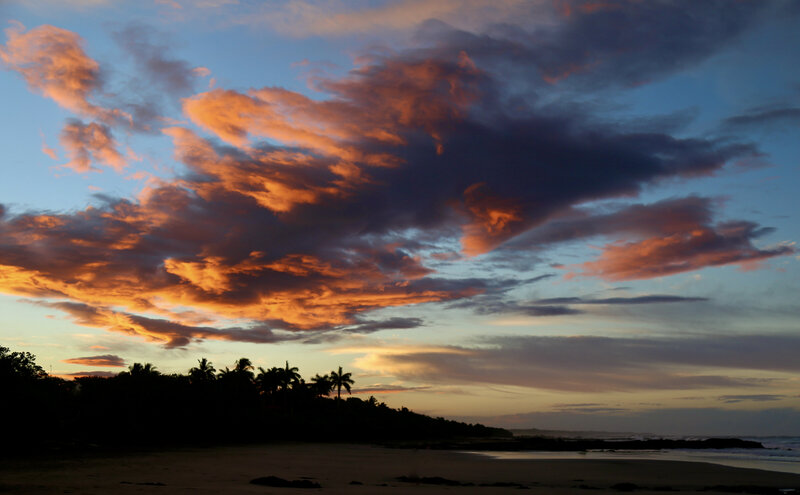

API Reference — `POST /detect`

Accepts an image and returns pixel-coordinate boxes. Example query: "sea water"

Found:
[465,436,800,474]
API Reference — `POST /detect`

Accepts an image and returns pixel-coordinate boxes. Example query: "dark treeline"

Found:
[1,346,507,453]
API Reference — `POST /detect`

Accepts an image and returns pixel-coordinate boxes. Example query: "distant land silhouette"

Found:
[1,346,763,456]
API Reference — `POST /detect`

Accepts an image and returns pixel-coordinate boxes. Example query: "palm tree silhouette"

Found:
[126,362,158,377]
[189,358,216,383]
[233,357,255,381]
[329,366,354,400]
[256,366,281,396]
[279,361,300,392]
[310,373,332,397]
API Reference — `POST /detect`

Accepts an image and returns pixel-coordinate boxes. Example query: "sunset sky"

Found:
[1,0,799,436]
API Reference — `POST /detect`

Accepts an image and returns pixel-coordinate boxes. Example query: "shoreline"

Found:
[3,443,800,494]
[465,447,800,476]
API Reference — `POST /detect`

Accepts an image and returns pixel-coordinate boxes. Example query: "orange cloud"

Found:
[572,223,795,281]
[60,120,126,172]
[184,55,478,158]
[0,22,124,122]
[163,126,336,212]
[460,183,525,256]
[40,133,58,160]
[176,55,480,215]
[0,189,467,336]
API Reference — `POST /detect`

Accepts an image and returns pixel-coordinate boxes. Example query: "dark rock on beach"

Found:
[250,476,321,488]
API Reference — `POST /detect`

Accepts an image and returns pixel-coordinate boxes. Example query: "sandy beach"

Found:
[2,443,800,494]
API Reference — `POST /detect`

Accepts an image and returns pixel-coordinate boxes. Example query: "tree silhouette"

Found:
[279,361,300,392]
[0,345,46,381]
[123,362,159,377]
[310,373,332,397]
[189,358,216,384]
[256,367,281,396]
[330,366,354,400]
[233,357,255,381]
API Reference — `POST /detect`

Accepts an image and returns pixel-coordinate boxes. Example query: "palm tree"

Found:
[126,362,159,377]
[216,366,231,379]
[188,358,216,384]
[255,366,281,396]
[310,373,332,397]
[279,361,300,392]
[329,366,354,400]
[233,357,254,381]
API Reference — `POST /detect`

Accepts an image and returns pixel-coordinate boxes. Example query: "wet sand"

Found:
[2,443,800,494]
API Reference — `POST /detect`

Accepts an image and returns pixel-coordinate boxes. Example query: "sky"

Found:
[1,0,799,436]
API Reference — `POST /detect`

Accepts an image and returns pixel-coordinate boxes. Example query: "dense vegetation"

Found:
[0,346,507,452]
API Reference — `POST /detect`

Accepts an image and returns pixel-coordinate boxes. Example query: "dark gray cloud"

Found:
[552,405,629,414]
[724,106,800,129]
[533,295,709,305]
[343,317,425,334]
[471,301,581,317]
[718,394,787,404]
[64,370,119,378]
[112,23,200,95]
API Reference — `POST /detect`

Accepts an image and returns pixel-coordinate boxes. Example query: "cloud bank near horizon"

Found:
[348,333,800,393]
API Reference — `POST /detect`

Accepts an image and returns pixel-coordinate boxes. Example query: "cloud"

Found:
[59,119,126,172]
[45,301,302,347]
[464,292,709,318]
[62,354,126,367]
[343,317,425,334]
[723,106,800,129]
[571,221,793,281]
[112,23,204,96]
[533,295,709,305]
[0,22,124,122]
[61,370,118,378]
[502,196,794,279]
[415,0,780,91]
[351,383,432,395]
[41,143,58,160]
[9,0,113,9]
[718,394,786,404]
[181,50,479,160]
[351,334,800,392]
[0,11,793,346]
[241,0,546,37]
[462,407,800,436]
[551,404,629,414]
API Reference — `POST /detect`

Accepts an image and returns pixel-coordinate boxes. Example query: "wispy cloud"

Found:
[238,0,547,38]
[351,334,800,392]
[462,407,800,436]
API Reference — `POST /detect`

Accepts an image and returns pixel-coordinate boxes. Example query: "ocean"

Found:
[466,436,800,474]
